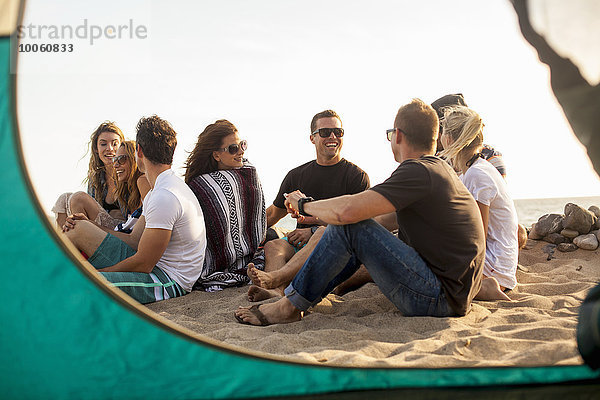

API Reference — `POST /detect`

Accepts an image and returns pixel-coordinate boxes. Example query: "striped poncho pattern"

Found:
[187,163,266,291]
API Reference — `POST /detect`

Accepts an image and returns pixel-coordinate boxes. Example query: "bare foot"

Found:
[234,297,302,326]
[475,277,511,301]
[247,285,281,302]
[247,263,279,289]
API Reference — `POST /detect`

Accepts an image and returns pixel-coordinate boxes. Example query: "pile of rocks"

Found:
[529,203,600,252]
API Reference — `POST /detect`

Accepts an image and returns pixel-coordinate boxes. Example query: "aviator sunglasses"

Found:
[311,127,344,138]
[112,154,129,165]
[218,140,248,155]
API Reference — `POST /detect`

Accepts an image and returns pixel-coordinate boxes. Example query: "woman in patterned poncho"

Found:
[185,120,266,291]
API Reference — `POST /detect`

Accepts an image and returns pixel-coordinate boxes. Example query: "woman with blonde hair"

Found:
[53,122,130,230]
[440,106,519,301]
[185,119,266,291]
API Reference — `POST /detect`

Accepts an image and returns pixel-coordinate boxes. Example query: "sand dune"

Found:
[147,239,599,368]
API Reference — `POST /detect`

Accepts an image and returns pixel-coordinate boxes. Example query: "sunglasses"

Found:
[112,154,129,165]
[311,127,344,138]
[218,140,247,155]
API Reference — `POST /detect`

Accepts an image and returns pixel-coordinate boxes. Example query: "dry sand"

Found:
[147,240,599,368]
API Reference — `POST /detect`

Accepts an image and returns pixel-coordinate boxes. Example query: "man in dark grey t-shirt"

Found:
[236,99,485,326]
[246,110,369,302]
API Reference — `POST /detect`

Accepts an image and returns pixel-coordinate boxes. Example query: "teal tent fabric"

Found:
[578,284,600,369]
[1,2,600,398]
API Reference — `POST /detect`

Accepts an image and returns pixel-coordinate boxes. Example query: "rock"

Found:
[596,230,600,243]
[543,233,568,245]
[564,203,596,234]
[573,234,599,250]
[591,207,600,229]
[532,214,564,238]
[528,223,543,240]
[560,229,579,239]
[557,243,578,252]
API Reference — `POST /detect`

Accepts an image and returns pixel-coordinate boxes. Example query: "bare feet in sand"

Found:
[475,277,511,301]
[247,285,281,302]
[247,263,280,289]
[235,297,302,326]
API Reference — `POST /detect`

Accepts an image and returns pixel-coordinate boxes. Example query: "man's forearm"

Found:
[266,205,286,227]
[297,215,323,226]
[290,190,397,226]
[302,195,353,225]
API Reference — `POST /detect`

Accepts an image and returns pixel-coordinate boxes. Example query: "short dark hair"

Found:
[310,109,341,133]
[394,99,439,152]
[135,115,177,165]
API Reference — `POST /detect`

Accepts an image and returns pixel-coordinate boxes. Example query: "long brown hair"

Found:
[85,121,124,201]
[114,141,143,213]
[184,119,238,183]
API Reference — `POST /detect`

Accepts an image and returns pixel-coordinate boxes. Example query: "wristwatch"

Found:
[297,197,314,217]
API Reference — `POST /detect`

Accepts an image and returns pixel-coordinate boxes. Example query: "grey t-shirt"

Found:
[371,156,485,315]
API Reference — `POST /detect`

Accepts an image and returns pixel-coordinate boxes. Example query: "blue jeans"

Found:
[284,219,456,317]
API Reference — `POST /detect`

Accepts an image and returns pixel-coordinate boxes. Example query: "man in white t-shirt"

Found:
[64,115,206,304]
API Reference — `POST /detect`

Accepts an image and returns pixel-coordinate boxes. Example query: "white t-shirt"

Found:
[460,158,518,289]
[142,169,206,292]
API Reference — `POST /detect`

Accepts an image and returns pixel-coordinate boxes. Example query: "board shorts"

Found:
[87,233,185,304]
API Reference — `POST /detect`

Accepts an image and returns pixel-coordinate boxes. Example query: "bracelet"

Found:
[297,197,314,217]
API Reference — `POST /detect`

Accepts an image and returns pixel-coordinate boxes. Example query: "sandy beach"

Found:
[147,239,599,368]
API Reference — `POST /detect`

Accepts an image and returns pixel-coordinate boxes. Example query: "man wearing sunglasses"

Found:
[236,99,485,326]
[64,116,207,304]
[246,109,369,302]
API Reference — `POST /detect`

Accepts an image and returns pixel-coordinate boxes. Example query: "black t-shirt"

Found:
[371,156,485,316]
[273,159,370,228]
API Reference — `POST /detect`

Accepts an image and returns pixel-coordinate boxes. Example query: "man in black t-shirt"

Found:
[246,110,369,302]
[236,99,485,326]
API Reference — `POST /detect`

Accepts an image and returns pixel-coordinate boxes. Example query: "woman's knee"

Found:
[69,191,93,209]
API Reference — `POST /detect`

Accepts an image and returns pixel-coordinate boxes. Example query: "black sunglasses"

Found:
[218,140,247,155]
[311,127,344,138]
[112,154,129,165]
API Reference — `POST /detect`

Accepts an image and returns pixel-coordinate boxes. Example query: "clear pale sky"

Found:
[16,0,600,213]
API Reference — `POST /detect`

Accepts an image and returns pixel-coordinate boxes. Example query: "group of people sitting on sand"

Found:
[53,93,526,326]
